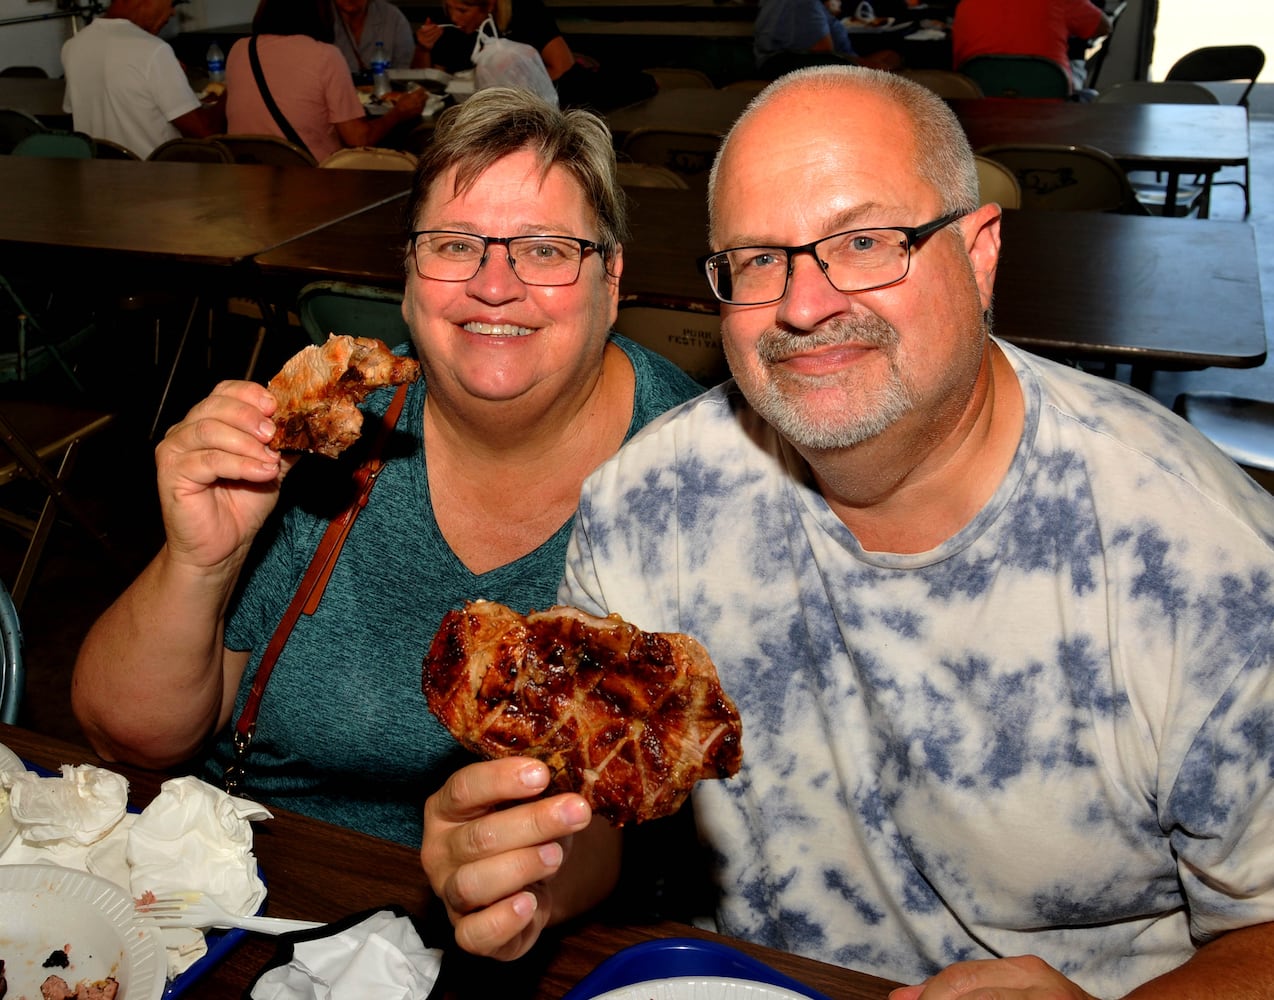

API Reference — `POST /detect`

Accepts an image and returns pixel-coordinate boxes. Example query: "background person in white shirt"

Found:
[61,0,225,159]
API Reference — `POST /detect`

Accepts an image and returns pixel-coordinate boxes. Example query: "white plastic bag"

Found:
[470,16,559,107]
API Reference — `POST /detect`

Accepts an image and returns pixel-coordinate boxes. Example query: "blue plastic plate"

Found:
[561,938,834,1000]
[20,758,249,999]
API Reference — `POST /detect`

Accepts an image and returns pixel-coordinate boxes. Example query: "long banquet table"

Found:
[951,100,1251,214]
[255,185,1266,388]
[0,157,411,269]
[0,722,902,999]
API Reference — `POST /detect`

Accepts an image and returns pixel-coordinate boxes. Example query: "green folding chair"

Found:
[297,281,411,349]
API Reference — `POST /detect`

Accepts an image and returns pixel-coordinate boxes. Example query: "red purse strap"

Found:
[224,383,410,794]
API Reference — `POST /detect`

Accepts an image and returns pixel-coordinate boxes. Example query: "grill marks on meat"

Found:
[267,334,420,458]
[423,600,742,825]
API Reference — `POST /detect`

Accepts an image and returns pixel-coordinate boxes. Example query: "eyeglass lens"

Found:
[707,229,912,305]
[413,233,590,286]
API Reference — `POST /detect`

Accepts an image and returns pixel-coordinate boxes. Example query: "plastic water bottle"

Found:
[371,41,391,97]
[206,43,225,85]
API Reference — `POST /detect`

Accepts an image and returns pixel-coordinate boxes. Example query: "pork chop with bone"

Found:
[423,600,743,826]
[267,334,420,458]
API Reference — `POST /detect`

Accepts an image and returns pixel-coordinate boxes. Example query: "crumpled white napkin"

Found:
[904,28,947,40]
[7,764,128,845]
[0,765,273,978]
[250,910,443,1000]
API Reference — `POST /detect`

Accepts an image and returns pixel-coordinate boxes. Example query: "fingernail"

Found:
[259,419,275,438]
[557,797,589,825]
[538,842,563,868]
[518,762,549,789]
[511,891,537,918]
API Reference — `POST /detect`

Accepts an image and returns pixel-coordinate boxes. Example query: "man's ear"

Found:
[961,203,1001,312]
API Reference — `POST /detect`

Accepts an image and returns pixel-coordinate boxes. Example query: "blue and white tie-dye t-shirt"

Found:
[560,340,1274,995]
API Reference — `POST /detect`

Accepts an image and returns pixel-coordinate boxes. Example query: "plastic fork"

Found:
[135,891,324,935]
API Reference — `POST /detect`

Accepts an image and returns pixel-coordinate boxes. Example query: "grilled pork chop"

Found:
[267,334,420,458]
[423,600,743,826]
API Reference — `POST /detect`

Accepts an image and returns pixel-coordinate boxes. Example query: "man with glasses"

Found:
[420,66,1274,996]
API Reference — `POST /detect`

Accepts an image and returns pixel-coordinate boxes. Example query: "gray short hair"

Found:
[404,88,626,273]
[707,66,979,242]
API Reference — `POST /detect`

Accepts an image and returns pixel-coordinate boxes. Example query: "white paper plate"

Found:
[0,741,26,852]
[586,978,820,1000]
[0,864,167,1000]
[0,740,23,775]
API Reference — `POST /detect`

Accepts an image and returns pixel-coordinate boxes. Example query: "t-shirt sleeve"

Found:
[1065,0,1107,39]
[321,44,368,123]
[1162,639,1274,940]
[150,44,202,123]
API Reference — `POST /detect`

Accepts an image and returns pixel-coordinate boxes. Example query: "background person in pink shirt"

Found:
[226,0,425,163]
[951,0,1111,94]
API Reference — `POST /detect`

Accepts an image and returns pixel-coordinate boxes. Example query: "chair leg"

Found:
[150,295,202,439]
[9,440,79,611]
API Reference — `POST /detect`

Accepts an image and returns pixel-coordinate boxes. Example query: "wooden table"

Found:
[0,157,411,267]
[953,100,1251,213]
[0,76,69,126]
[994,210,1267,385]
[0,723,901,1000]
[251,184,714,306]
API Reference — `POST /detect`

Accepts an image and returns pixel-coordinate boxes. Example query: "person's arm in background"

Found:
[172,89,226,138]
[537,34,576,80]
[412,19,446,68]
[1072,0,1113,41]
[334,87,428,147]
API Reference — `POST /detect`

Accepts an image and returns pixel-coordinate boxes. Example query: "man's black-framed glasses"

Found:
[700,211,968,306]
[409,230,607,286]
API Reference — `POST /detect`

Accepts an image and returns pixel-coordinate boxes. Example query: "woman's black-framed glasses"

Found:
[700,211,968,306]
[409,230,607,286]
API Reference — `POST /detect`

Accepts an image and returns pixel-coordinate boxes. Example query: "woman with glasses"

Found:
[70,88,703,849]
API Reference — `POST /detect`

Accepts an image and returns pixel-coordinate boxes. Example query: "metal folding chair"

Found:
[976,143,1148,214]
[613,296,727,387]
[298,281,411,349]
[0,576,22,725]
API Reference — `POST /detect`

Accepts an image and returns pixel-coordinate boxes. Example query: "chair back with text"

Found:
[620,128,723,194]
[902,68,985,100]
[973,154,1021,209]
[215,133,318,167]
[148,136,234,163]
[298,281,411,349]
[958,55,1071,100]
[0,576,22,725]
[1165,45,1265,107]
[319,146,418,171]
[613,297,727,387]
[11,129,94,159]
[977,143,1145,213]
[0,108,48,154]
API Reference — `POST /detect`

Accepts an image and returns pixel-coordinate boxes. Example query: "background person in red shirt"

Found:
[952,0,1112,95]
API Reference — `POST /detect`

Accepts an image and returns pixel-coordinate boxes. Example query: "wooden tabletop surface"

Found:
[0,158,411,268]
[0,723,901,999]
[0,76,68,122]
[952,99,1251,170]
